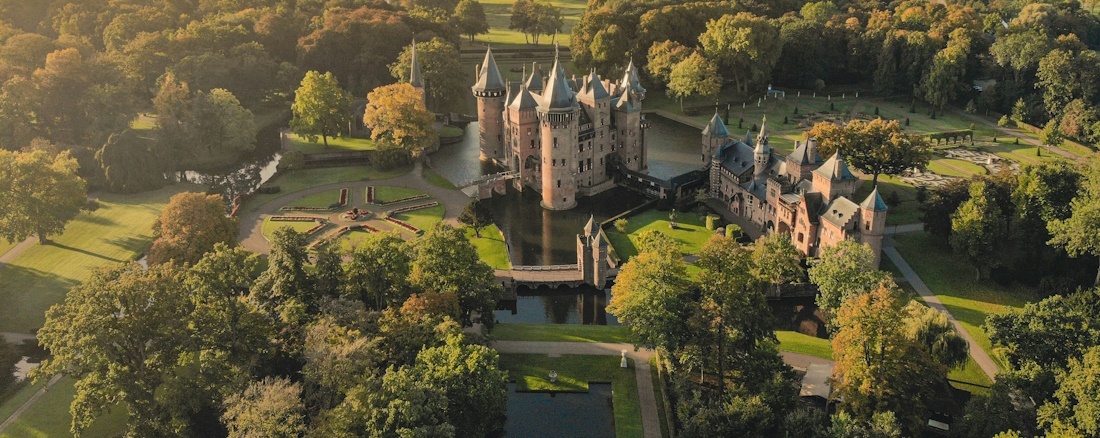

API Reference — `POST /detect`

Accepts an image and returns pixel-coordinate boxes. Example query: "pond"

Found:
[170,122,284,205]
[495,285,620,325]
[503,383,616,438]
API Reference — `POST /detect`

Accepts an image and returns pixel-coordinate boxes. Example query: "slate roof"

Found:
[509,83,537,110]
[584,215,597,236]
[812,153,858,181]
[580,70,609,100]
[525,63,544,91]
[788,139,824,165]
[716,141,756,176]
[613,87,637,112]
[472,46,505,92]
[409,40,423,89]
[703,113,729,137]
[820,196,861,229]
[861,186,888,211]
[540,50,576,111]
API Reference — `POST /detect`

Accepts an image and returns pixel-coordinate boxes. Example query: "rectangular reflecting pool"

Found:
[495,286,620,325]
[504,383,615,437]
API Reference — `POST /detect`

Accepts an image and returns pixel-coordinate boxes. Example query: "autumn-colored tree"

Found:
[0,149,86,243]
[362,83,437,152]
[807,119,932,185]
[646,40,692,87]
[667,51,721,112]
[291,71,351,148]
[148,192,239,266]
[222,377,307,438]
[401,291,461,321]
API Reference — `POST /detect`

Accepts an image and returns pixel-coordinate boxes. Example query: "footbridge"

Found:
[459,170,519,198]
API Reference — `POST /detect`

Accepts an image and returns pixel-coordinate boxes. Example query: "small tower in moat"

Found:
[472,46,506,163]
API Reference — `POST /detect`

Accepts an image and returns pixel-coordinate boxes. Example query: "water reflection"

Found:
[169,124,284,205]
[495,285,620,325]
[644,114,707,179]
[769,296,829,338]
[428,121,502,185]
[504,383,615,438]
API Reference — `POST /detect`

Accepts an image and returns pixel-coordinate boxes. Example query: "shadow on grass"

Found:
[0,264,81,333]
[47,242,124,263]
[100,236,151,254]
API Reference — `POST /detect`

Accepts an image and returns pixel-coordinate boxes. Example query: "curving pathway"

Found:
[238,161,473,254]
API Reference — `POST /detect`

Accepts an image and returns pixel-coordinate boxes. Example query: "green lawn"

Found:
[281,190,345,209]
[891,232,1039,370]
[438,125,463,138]
[0,377,127,438]
[927,158,987,178]
[261,217,327,241]
[0,238,18,257]
[422,167,458,190]
[467,225,510,270]
[374,186,425,203]
[498,354,643,438]
[474,0,585,47]
[391,204,445,231]
[604,209,715,261]
[245,165,411,213]
[856,175,922,225]
[0,381,43,424]
[776,330,833,360]
[0,184,204,334]
[286,133,377,154]
[129,114,155,131]
[649,357,671,438]
[491,323,632,343]
[334,229,374,252]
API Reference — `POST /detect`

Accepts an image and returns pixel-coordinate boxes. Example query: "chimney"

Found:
[808,138,818,157]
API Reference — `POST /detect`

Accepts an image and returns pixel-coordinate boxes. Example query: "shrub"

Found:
[915,186,928,204]
[705,214,718,231]
[614,218,628,233]
[278,150,305,171]
[998,115,1011,127]
[725,224,742,239]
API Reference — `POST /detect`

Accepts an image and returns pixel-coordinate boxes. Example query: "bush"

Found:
[373,148,410,171]
[725,224,742,239]
[705,214,718,231]
[915,185,928,204]
[998,115,1012,127]
[614,218,628,233]
[884,190,901,207]
[278,150,305,171]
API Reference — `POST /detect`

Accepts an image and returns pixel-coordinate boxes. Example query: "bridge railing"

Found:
[458,170,519,189]
[511,264,579,271]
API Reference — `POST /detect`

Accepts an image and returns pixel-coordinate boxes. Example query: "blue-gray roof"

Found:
[861,186,888,211]
[703,113,729,137]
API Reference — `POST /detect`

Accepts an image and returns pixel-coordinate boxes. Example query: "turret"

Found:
[702,111,729,168]
[753,117,770,179]
[538,44,579,210]
[472,46,506,163]
[859,186,888,267]
[408,40,425,104]
[507,81,540,189]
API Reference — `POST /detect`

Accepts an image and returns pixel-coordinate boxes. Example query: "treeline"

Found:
[0,0,492,193]
[31,220,506,437]
[572,0,1100,146]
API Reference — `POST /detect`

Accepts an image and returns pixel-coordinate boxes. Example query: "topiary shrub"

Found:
[614,218,628,233]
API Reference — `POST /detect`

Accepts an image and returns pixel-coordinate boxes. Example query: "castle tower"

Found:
[591,228,609,289]
[409,39,424,103]
[578,215,596,285]
[538,45,579,210]
[811,153,860,201]
[753,117,770,179]
[614,62,646,172]
[859,186,888,267]
[506,81,539,190]
[472,46,506,163]
[578,69,611,187]
[702,111,730,168]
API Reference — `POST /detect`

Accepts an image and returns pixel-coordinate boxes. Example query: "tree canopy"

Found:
[0,149,86,243]
[362,82,437,152]
[291,70,351,148]
[148,192,238,266]
[807,119,932,185]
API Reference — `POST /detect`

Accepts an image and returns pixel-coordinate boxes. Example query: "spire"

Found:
[472,46,504,93]
[540,43,575,111]
[582,68,608,100]
[813,153,858,181]
[525,62,543,92]
[584,215,597,236]
[861,186,889,211]
[620,58,646,96]
[703,112,729,137]
[409,40,423,89]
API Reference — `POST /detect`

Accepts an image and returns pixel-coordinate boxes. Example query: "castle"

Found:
[471,46,650,210]
[703,115,888,266]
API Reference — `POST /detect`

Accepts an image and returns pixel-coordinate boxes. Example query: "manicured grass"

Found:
[0,184,204,334]
[261,217,327,241]
[649,357,671,438]
[391,204,445,231]
[438,125,463,138]
[466,225,511,270]
[246,165,412,212]
[498,354,643,438]
[776,330,833,360]
[334,229,374,252]
[491,323,632,343]
[0,377,127,438]
[0,238,18,257]
[282,189,345,209]
[287,133,377,154]
[949,357,993,396]
[0,381,43,424]
[891,232,1038,370]
[927,158,987,178]
[422,167,458,190]
[474,0,585,46]
[129,114,156,131]
[604,209,714,261]
[374,186,425,203]
[517,374,588,392]
[855,175,922,226]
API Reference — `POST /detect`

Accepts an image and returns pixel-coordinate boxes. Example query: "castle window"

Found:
[530,140,535,148]
[557,180,561,188]
[865,221,870,231]
[798,232,804,243]
[553,137,558,148]
[527,128,531,135]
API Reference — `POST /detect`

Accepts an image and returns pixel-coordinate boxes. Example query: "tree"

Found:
[951,181,1008,280]
[250,227,314,325]
[1037,346,1100,437]
[901,301,969,369]
[389,39,466,111]
[413,336,508,438]
[36,263,192,436]
[222,377,306,438]
[1040,118,1064,154]
[313,244,345,299]
[0,337,19,395]
[531,1,563,44]
[410,224,501,327]
[667,51,721,112]
[751,233,804,290]
[608,240,693,353]
[0,149,86,243]
[147,192,238,266]
[96,129,166,193]
[454,0,489,42]
[831,284,944,435]
[699,13,782,93]
[646,40,692,87]
[807,119,932,186]
[1048,162,1100,285]
[921,178,971,238]
[290,71,351,148]
[362,83,437,152]
[458,199,492,237]
[808,240,891,322]
[345,232,412,310]
[153,77,257,168]
[297,7,412,96]
[986,293,1100,370]
[508,0,535,44]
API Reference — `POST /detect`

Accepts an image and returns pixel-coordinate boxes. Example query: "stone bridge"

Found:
[459,170,519,199]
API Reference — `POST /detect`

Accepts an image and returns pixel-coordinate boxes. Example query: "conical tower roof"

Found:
[540,45,576,112]
[525,62,543,92]
[813,153,858,181]
[703,112,729,137]
[621,59,646,96]
[584,215,597,236]
[409,40,423,88]
[509,82,538,110]
[582,69,609,100]
[472,46,504,93]
[861,186,888,211]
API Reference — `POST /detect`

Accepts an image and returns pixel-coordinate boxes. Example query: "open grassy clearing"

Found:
[261,217,326,240]
[287,133,377,154]
[282,189,345,209]
[491,323,632,343]
[390,204,445,231]
[891,232,1038,370]
[422,167,458,189]
[374,186,425,203]
[498,354,643,438]
[927,158,987,178]
[466,225,510,270]
[245,165,412,213]
[776,330,833,360]
[0,184,203,334]
[474,0,586,47]
[0,377,127,438]
[604,209,714,261]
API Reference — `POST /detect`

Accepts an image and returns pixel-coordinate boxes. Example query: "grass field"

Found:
[0,184,203,334]
[498,354,643,438]
[391,204,445,231]
[0,377,127,438]
[491,323,632,343]
[0,239,18,257]
[423,167,458,189]
[261,217,326,241]
[0,381,42,425]
[466,225,510,270]
[776,330,833,360]
[474,0,586,47]
[604,210,714,261]
[928,158,987,178]
[891,232,1039,370]
[334,229,374,252]
[287,133,377,154]
[374,186,425,203]
[439,125,464,138]
[246,165,411,212]
[282,190,344,209]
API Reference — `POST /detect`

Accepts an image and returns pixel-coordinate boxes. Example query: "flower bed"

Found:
[305,222,328,235]
[374,193,430,205]
[309,224,378,249]
[339,188,348,206]
[271,216,321,222]
[365,186,375,204]
[386,217,422,234]
[388,201,439,215]
[279,206,332,212]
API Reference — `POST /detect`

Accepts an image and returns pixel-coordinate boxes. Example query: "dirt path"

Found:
[0,374,63,434]
[951,109,1081,162]
[238,160,472,254]
[0,237,37,270]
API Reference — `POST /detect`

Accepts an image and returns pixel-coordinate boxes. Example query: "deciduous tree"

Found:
[808,240,890,323]
[389,38,466,111]
[807,119,932,186]
[413,336,508,438]
[951,181,1008,280]
[148,192,238,266]
[1047,162,1100,285]
[645,40,692,87]
[345,232,412,310]
[700,13,781,93]
[751,233,804,288]
[291,71,350,148]
[410,224,500,327]
[0,149,86,243]
[458,199,492,237]
[667,51,721,112]
[902,301,969,369]
[454,0,489,42]
[362,83,437,152]
[222,377,307,438]
[608,238,692,353]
